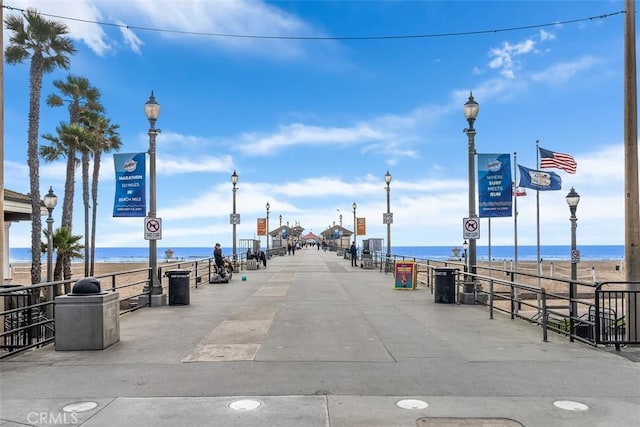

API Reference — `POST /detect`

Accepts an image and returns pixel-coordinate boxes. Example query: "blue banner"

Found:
[478,153,512,218]
[518,164,562,191]
[113,153,146,217]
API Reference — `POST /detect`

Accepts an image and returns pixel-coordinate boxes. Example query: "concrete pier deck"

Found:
[1,247,639,426]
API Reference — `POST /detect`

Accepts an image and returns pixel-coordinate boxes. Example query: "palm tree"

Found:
[44,76,103,279]
[5,8,76,284]
[50,228,84,294]
[45,75,103,232]
[84,114,121,275]
[40,122,89,280]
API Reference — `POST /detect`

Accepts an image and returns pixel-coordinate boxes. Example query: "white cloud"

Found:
[5,0,113,56]
[157,155,234,176]
[118,22,144,54]
[487,27,558,79]
[530,56,598,84]
[539,29,556,42]
[11,0,324,58]
[236,123,390,156]
[488,39,536,79]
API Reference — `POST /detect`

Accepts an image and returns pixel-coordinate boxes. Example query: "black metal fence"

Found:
[377,252,640,351]
[4,253,639,359]
[1,257,216,359]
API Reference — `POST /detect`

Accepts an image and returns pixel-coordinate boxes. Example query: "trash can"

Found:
[434,267,457,304]
[166,269,190,305]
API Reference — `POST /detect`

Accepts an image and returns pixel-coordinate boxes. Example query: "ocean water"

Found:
[9,245,625,264]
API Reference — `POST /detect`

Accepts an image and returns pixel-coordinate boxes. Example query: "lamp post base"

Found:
[138,293,167,307]
[458,291,475,305]
[458,289,488,305]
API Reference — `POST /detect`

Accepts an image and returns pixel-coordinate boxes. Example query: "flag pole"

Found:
[488,218,492,270]
[535,141,541,268]
[536,140,542,283]
[513,152,519,315]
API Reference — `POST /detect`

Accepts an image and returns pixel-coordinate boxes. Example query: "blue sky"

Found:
[3,0,630,249]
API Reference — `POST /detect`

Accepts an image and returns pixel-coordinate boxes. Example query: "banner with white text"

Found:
[113,153,146,217]
[478,153,512,218]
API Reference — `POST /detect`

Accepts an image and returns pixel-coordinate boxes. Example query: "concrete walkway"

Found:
[1,247,639,426]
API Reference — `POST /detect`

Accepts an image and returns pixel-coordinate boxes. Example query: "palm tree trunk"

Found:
[82,151,90,277]
[89,151,101,276]
[61,147,76,230]
[28,55,44,284]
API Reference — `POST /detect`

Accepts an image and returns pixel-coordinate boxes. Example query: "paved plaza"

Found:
[1,247,639,426]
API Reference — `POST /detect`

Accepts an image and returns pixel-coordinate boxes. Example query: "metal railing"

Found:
[1,257,215,359]
[465,267,640,350]
[592,282,640,350]
[373,252,640,351]
[4,253,638,358]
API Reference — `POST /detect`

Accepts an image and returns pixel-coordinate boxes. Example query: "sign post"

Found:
[463,217,480,240]
[144,217,162,240]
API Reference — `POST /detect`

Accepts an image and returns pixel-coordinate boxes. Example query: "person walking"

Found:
[350,241,358,267]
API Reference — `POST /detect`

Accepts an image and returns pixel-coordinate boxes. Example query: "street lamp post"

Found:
[231,170,239,268]
[43,187,58,283]
[352,201,357,248]
[144,92,164,304]
[385,171,392,261]
[266,201,270,256]
[462,92,479,303]
[566,187,580,341]
[43,187,57,318]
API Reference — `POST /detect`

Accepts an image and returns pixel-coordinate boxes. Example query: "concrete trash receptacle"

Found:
[434,267,457,304]
[55,277,120,351]
[166,270,190,305]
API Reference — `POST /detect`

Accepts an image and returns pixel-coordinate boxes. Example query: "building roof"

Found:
[3,188,52,222]
[4,189,34,222]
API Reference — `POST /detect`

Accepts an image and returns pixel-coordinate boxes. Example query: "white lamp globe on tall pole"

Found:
[144,91,164,304]
[43,186,58,283]
[266,201,270,256]
[352,201,357,248]
[566,187,580,340]
[231,170,239,268]
[384,170,392,261]
[44,186,57,318]
[462,92,479,303]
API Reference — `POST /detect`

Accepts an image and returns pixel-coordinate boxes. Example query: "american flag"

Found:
[539,147,577,174]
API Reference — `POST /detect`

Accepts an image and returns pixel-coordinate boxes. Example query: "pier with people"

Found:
[1,246,639,426]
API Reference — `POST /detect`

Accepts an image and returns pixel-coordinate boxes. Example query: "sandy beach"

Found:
[5,259,628,287]
[6,262,150,286]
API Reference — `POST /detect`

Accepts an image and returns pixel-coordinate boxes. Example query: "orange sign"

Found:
[356,217,366,235]
[257,218,266,236]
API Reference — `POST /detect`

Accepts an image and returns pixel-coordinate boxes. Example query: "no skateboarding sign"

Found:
[463,217,480,240]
